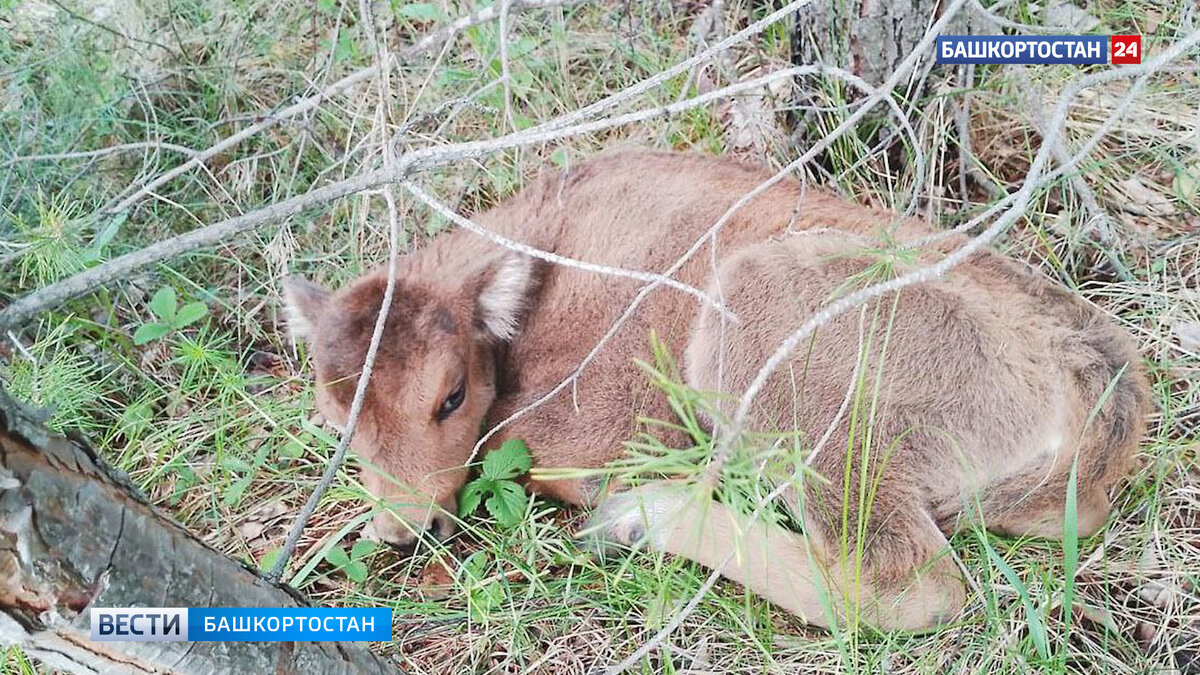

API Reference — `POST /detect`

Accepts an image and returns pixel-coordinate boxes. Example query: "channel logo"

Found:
[91,608,187,642]
[89,607,393,642]
[937,35,1142,65]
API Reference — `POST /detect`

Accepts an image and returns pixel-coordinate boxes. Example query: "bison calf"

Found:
[283,150,1148,630]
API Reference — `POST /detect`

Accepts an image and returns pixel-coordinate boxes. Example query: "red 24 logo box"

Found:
[1111,35,1142,64]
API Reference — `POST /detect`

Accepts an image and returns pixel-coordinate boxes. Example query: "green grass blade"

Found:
[982,535,1050,661]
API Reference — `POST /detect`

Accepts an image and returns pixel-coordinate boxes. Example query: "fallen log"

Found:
[0,384,397,674]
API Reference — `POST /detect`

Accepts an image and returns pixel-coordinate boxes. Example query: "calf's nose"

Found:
[363,512,456,557]
[430,514,456,542]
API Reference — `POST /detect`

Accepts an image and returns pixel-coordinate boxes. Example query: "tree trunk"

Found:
[787,0,975,145]
[0,385,397,674]
[791,0,947,90]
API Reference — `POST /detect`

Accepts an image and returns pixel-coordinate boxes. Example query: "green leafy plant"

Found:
[459,551,507,622]
[134,287,209,345]
[459,439,532,529]
[323,540,378,583]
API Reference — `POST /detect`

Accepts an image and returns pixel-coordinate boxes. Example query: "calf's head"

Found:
[283,250,533,550]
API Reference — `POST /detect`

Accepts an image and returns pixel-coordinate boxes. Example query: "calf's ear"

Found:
[282,276,331,341]
[474,251,534,341]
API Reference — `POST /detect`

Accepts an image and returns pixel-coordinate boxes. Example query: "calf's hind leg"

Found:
[585,481,966,631]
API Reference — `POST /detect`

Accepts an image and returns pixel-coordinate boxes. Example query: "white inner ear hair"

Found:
[479,253,533,340]
[282,278,328,342]
[283,299,315,341]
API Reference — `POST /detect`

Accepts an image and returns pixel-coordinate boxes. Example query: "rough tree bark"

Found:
[791,0,948,90]
[0,385,397,674]
[788,0,974,142]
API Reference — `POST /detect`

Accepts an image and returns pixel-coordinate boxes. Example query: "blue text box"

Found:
[188,607,393,642]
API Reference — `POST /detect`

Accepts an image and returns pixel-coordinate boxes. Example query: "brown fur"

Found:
[284,150,1150,629]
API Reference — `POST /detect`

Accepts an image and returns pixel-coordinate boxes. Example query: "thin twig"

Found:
[1011,66,1134,279]
[498,0,517,132]
[403,182,734,318]
[45,0,182,59]
[267,0,405,583]
[532,0,818,133]
[967,1,1134,277]
[2,141,200,166]
[905,63,1158,251]
[952,64,1007,200]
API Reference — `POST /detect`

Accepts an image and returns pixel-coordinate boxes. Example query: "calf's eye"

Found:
[437,382,466,420]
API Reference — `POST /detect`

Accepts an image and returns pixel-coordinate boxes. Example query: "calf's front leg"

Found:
[584,481,966,631]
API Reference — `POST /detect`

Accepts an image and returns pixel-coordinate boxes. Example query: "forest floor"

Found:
[1,0,1198,672]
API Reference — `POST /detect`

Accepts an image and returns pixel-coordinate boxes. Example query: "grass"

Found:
[2,0,1199,672]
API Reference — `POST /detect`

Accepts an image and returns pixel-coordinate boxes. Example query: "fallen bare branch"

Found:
[0,61,909,332]
[1,0,823,332]
[1011,65,1135,279]
[533,0,817,134]
[967,2,1134,277]
[906,64,1158,251]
